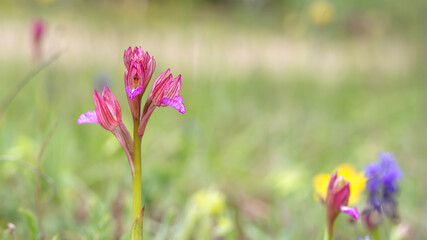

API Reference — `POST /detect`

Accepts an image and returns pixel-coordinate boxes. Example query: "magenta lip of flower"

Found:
[123,47,156,99]
[78,86,122,131]
[340,206,360,219]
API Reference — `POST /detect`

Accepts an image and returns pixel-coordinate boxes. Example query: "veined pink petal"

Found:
[93,87,122,131]
[101,86,122,122]
[78,111,98,124]
[149,69,172,106]
[327,172,338,197]
[123,46,133,69]
[161,96,186,114]
[143,57,156,89]
[163,75,181,100]
[340,206,360,219]
[150,69,171,93]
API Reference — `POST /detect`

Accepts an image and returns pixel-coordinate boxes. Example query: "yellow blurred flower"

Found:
[309,1,334,26]
[192,189,225,216]
[313,163,366,205]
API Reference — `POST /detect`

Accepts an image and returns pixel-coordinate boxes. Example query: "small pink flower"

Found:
[148,68,186,114]
[32,19,45,45]
[78,86,122,131]
[78,86,134,174]
[326,172,359,237]
[124,47,156,100]
[31,19,46,61]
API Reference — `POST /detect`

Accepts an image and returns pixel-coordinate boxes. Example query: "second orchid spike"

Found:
[326,171,359,239]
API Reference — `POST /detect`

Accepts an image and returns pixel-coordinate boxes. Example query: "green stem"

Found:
[132,119,142,221]
[324,225,333,240]
[370,228,381,240]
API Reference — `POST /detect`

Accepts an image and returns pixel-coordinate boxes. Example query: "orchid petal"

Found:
[78,111,98,124]
[340,206,360,219]
[161,96,186,114]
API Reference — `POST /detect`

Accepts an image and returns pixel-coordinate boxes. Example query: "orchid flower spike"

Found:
[326,171,360,238]
[78,86,135,175]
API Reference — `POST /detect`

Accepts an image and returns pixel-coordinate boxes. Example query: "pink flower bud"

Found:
[326,172,359,238]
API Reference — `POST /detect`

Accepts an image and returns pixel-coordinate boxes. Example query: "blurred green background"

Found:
[0,0,426,239]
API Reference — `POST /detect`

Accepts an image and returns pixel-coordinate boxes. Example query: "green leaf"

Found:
[130,206,144,240]
[18,208,39,240]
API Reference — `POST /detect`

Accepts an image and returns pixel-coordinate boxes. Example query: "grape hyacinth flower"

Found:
[325,172,359,240]
[364,152,402,221]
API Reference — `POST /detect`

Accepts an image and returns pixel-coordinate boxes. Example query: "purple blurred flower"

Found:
[364,152,402,220]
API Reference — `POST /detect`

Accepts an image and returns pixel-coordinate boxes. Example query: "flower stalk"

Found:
[132,118,142,221]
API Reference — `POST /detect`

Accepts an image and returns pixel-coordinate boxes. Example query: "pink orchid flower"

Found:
[123,47,156,100]
[78,86,134,174]
[326,171,359,237]
[78,86,122,131]
[137,68,186,137]
[148,68,186,114]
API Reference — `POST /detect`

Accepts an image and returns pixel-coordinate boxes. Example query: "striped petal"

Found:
[78,111,98,124]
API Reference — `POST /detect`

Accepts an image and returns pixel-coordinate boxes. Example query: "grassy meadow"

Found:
[0,0,426,239]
